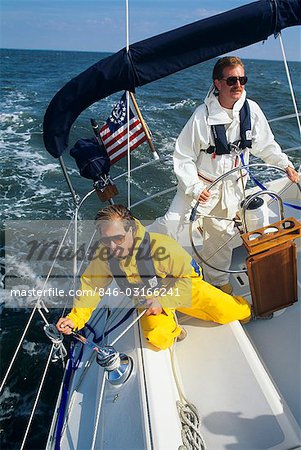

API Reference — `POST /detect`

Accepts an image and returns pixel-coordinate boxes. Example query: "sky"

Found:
[1,0,300,61]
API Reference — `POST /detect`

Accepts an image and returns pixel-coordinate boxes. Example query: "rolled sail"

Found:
[43,0,301,158]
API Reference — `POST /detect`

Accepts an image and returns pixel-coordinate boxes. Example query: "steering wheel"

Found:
[189,163,300,274]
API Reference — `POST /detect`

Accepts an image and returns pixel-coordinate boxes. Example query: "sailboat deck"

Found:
[47,180,301,450]
[173,242,300,449]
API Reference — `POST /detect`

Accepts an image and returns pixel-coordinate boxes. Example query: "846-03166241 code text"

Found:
[9,286,180,298]
[95,286,180,297]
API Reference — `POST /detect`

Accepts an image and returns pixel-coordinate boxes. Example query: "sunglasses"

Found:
[100,227,132,246]
[100,234,126,246]
[221,76,248,86]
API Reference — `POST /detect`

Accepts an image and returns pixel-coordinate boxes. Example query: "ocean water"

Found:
[0,48,300,449]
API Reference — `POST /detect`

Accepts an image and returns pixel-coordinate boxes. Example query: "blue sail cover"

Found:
[43,0,301,158]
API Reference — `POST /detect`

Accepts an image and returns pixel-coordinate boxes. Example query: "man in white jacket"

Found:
[151,56,299,293]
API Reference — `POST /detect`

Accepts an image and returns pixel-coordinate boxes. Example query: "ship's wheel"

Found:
[189,163,299,274]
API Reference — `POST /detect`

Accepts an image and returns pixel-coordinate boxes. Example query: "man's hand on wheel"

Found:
[286,166,299,183]
[198,188,211,203]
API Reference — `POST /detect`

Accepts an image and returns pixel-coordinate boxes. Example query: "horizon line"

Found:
[1,47,301,63]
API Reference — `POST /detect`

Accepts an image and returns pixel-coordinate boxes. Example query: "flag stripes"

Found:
[99,94,147,165]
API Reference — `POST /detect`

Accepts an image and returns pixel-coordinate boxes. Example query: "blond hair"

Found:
[95,204,137,234]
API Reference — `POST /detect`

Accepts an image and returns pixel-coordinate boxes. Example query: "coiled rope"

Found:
[170,333,207,450]
[177,401,206,450]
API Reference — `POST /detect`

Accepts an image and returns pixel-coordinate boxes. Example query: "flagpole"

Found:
[126,0,131,209]
[129,92,159,160]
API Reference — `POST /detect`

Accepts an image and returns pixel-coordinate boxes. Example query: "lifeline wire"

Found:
[91,373,107,450]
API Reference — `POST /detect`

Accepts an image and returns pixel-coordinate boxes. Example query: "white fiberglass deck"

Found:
[48,178,301,450]
[173,303,300,449]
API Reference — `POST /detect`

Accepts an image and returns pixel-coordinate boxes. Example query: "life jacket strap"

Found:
[206,99,252,156]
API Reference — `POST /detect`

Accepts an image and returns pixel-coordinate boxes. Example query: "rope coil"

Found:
[177,401,207,450]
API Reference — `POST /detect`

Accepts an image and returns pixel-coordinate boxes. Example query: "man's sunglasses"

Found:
[100,234,127,246]
[100,227,132,246]
[221,76,248,86]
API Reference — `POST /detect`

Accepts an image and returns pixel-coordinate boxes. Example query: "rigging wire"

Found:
[126,0,131,209]
[113,155,171,181]
[268,112,301,123]
[130,186,177,209]
[0,214,76,392]
[0,307,36,393]
[4,14,301,450]
[127,90,131,209]
[109,309,146,346]
[20,345,54,450]
[74,207,79,293]
[278,33,301,138]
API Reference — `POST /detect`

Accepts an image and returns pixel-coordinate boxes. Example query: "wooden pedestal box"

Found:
[241,217,301,317]
[246,241,298,316]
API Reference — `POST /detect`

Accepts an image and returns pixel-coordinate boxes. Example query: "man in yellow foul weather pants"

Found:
[56,204,251,350]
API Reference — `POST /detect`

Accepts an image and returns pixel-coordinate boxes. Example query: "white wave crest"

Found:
[166,99,197,110]
[22,340,44,356]
[0,387,21,420]
[146,98,196,111]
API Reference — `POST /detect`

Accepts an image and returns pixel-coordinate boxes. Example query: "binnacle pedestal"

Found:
[241,217,301,317]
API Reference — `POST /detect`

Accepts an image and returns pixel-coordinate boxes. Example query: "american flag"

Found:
[99,93,147,165]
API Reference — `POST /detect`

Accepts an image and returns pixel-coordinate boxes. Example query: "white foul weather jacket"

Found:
[174,88,293,208]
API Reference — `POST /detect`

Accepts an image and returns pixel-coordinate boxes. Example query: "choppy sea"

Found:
[0,48,300,449]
